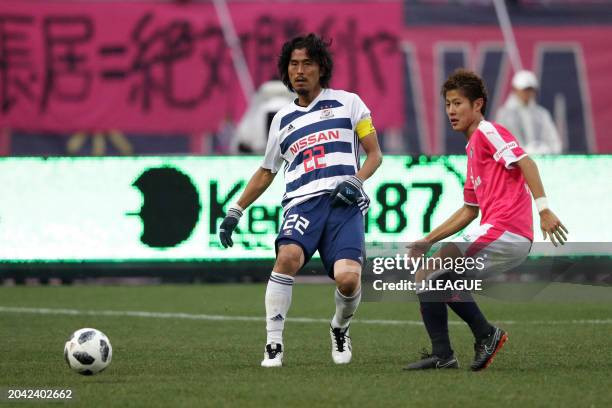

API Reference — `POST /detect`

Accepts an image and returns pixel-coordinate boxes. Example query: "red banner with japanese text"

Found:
[0,1,404,134]
[1,1,612,153]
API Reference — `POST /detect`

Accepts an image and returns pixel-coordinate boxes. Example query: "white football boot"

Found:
[330,325,352,364]
[261,342,283,367]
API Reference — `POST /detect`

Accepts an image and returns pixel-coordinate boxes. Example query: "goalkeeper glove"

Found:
[330,176,364,207]
[219,205,243,248]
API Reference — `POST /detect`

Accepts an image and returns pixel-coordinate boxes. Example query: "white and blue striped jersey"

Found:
[262,88,371,212]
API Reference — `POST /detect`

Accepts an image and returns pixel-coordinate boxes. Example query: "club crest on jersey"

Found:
[320,108,334,119]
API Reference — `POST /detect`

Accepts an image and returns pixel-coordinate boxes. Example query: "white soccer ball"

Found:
[64,328,112,375]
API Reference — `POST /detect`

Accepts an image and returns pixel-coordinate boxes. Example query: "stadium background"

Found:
[1,1,611,407]
[1,0,611,279]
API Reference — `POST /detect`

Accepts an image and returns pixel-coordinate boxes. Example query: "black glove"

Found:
[330,176,364,207]
[219,206,243,248]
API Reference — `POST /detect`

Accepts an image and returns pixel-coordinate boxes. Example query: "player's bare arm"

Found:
[409,205,479,283]
[516,156,568,246]
[410,205,479,256]
[219,167,276,248]
[236,167,277,209]
[355,130,383,182]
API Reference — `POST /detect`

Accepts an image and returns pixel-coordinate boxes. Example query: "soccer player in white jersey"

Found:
[404,69,568,371]
[219,34,382,367]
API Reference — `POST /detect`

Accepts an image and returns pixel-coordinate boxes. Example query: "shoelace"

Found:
[266,345,280,358]
[332,329,349,352]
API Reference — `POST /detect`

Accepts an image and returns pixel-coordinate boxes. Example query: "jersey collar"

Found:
[293,88,327,111]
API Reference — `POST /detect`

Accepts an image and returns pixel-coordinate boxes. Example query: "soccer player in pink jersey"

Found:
[404,69,568,371]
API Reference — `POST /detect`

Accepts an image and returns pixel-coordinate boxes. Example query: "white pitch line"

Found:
[1,306,611,326]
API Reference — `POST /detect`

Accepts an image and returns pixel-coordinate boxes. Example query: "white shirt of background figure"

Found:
[495,70,563,154]
[233,80,295,153]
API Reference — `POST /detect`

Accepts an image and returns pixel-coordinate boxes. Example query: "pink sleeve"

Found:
[463,176,478,206]
[481,123,527,168]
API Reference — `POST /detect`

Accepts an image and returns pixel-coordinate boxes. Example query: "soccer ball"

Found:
[64,328,112,375]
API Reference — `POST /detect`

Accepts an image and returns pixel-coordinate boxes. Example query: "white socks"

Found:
[265,272,294,345]
[331,287,361,329]
[265,272,361,344]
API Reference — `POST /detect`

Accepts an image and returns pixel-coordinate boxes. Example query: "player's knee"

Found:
[334,260,361,296]
[274,244,304,275]
[335,271,360,296]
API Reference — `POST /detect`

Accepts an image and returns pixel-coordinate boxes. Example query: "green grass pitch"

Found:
[1,283,611,407]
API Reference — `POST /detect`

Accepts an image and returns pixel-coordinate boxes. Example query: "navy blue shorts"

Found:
[275,194,365,279]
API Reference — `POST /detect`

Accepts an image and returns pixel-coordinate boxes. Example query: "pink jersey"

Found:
[464,120,533,241]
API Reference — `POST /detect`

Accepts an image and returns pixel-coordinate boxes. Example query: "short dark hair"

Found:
[278,33,333,92]
[441,69,488,116]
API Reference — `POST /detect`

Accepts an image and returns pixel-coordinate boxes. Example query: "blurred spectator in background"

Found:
[495,70,562,154]
[233,80,295,153]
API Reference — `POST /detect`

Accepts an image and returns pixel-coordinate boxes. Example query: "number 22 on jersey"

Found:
[303,145,326,173]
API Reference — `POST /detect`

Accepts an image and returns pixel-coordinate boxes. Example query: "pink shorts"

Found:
[452,223,532,277]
